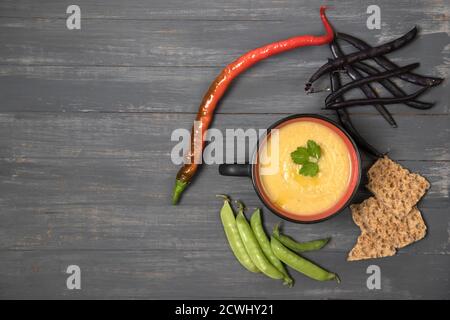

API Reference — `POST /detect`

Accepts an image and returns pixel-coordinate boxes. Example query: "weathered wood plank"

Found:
[0,0,448,32]
[1,156,447,206]
[1,113,448,161]
[0,65,447,114]
[0,16,448,71]
[0,250,448,299]
[0,18,336,67]
[0,192,447,253]
[0,113,448,253]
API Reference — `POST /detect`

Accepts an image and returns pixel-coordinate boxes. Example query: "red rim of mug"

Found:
[252,114,361,223]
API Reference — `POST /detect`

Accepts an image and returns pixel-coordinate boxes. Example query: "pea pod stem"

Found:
[217,195,259,273]
[250,210,293,287]
[271,236,339,283]
[235,202,285,282]
[272,224,330,252]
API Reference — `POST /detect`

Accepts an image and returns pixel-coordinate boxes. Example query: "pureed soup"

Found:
[257,118,353,219]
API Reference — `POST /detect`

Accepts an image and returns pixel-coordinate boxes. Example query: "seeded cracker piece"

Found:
[367,156,430,218]
[353,198,427,246]
[348,198,428,261]
[353,197,408,236]
[350,203,365,228]
[348,232,396,261]
[349,201,396,261]
[396,207,427,248]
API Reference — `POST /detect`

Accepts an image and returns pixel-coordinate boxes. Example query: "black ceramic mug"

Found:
[219,114,361,223]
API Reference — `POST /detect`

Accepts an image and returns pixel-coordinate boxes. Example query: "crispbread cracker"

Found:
[348,232,396,261]
[348,157,429,261]
[396,207,427,248]
[348,198,427,260]
[366,156,430,218]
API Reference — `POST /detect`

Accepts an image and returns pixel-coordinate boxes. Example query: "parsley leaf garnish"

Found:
[290,140,321,177]
[290,147,309,165]
[307,140,321,159]
[299,162,319,177]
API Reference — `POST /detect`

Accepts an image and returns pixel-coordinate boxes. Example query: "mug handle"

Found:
[219,163,251,177]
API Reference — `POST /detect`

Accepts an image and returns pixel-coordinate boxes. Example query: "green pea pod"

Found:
[217,195,259,273]
[271,236,339,282]
[235,203,284,282]
[250,209,293,287]
[273,223,330,253]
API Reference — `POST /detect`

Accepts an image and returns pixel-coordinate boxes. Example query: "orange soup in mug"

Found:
[253,115,361,222]
[219,114,361,223]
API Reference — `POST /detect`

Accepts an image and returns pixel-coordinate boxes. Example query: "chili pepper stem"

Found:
[172,179,188,205]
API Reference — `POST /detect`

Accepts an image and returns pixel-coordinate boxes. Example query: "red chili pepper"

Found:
[172,6,334,204]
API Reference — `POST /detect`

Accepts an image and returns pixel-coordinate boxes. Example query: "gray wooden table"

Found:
[0,0,448,299]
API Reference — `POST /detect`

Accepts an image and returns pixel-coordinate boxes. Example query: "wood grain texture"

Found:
[0,65,447,114]
[0,13,448,69]
[0,250,448,299]
[0,0,448,28]
[0,113,448,257]
[1,113,448,161]
[0,0,448,299]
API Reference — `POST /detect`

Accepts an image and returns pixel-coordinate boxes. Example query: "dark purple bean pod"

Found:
[337,32,443,87]
[330,72,383,158]
[305,27,418,91]
[353,61,434,110]
[329,41,397,127]
[325,62,420,104]
[326,86,429,109]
